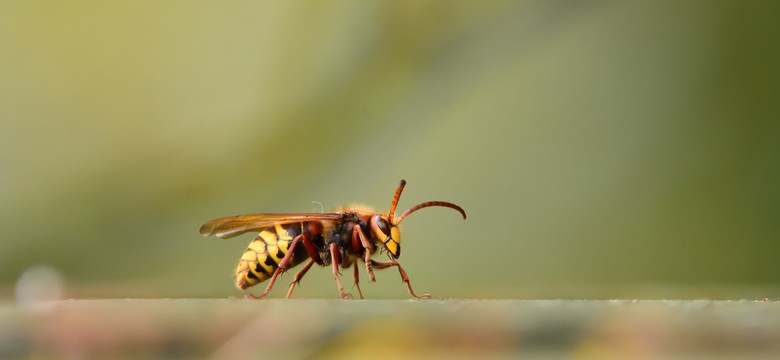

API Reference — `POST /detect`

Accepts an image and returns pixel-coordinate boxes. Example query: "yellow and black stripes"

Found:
[235,223,320,290]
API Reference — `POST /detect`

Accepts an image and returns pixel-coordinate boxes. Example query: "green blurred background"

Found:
[1,1,779,300]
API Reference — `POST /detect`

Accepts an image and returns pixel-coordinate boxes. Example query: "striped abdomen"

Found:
[235,222,322,289]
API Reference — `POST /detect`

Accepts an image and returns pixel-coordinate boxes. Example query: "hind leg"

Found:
[246,234,302,300]
[285,258,315,299]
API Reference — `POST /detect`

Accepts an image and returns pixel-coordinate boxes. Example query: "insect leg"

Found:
[285,258,315,299]
[352,225,376,282]
[300,223,323,264]
[352,262,365,299]
[370,260,431,299]
[246,234,303,300]
[330,242,352,299]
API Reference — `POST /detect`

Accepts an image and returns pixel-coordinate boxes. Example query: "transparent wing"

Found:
[199,213,343,239]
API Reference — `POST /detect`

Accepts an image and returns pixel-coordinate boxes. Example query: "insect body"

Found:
[199,180,466,299]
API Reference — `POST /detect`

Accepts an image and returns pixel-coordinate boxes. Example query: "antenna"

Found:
[387,179,466,225]
[388,179,407,224]
[394,201,466,224]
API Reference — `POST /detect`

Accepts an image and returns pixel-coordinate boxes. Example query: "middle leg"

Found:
[330,242,352,299]
[352,262,365,299]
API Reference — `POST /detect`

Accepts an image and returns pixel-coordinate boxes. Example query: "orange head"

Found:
[367,179,466,259]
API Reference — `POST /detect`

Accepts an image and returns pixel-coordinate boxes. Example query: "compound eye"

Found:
[375,217,391,237]
[371,215,400,258]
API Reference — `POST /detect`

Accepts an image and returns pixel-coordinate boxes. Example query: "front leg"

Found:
[371,260,431,299]
[352,225,375,282]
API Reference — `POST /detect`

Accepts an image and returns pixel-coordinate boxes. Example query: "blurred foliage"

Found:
[3,299,780,359]
[1,1,779,299]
